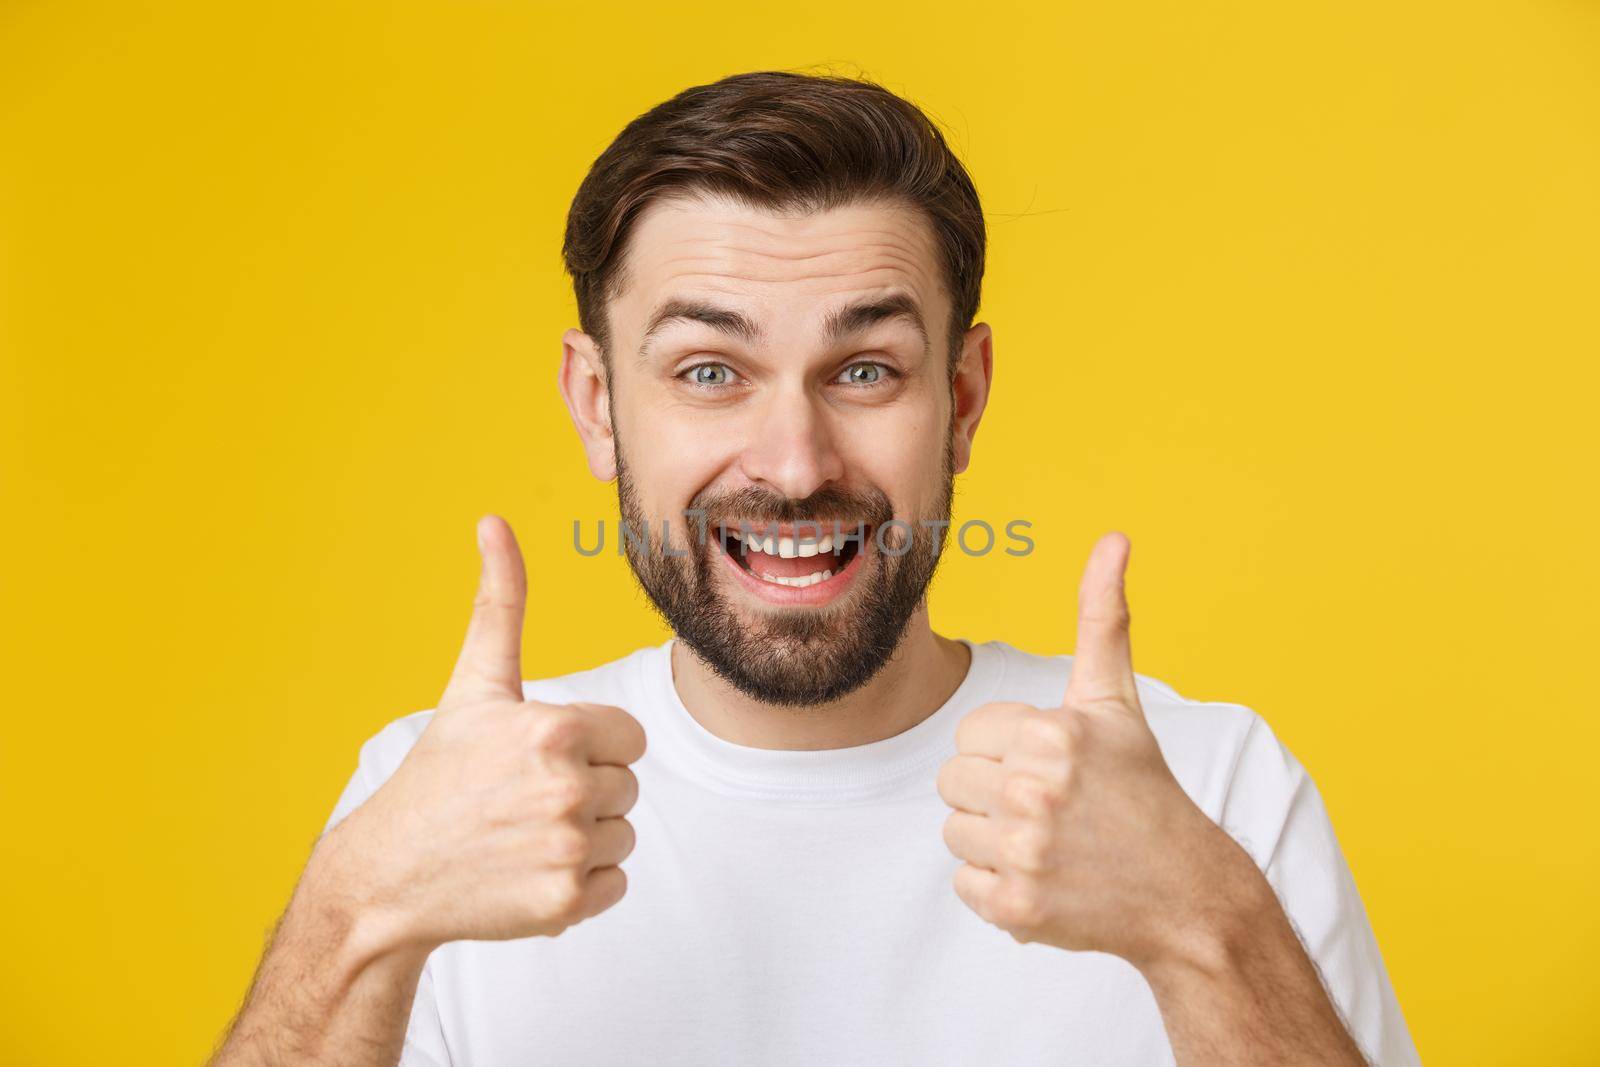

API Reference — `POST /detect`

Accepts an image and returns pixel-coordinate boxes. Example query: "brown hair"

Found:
[561,69,986,374]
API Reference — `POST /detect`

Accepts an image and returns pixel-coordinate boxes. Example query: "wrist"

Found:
[1124,840,1368,1067]
[299,826,434,975]
[1135,831,1279,987]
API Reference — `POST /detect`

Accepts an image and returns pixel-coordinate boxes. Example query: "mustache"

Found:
[688,485,894,529]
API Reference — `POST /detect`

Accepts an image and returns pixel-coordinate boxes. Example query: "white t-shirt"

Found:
[323,638,1420,1066]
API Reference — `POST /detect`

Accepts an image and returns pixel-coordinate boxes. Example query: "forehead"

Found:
[608,193,946,339]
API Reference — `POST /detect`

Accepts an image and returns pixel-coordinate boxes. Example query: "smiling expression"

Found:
[561,191,991,704]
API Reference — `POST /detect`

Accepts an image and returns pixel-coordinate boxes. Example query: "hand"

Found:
[314,515,647,955]
[937,533,1253,970]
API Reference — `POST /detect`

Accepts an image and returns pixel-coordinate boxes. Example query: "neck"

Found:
[668,606,971,750]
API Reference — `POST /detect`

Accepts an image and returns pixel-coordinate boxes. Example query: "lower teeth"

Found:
[759,569,833,588]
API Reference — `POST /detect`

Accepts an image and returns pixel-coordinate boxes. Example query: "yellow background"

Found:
[3,1,1596,1062]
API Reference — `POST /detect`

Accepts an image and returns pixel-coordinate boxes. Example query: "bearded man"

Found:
[210,70,1419,1067]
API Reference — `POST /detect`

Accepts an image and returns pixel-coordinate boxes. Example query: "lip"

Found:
[715,529,870,607]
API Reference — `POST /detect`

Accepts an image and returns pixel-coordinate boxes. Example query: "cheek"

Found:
[842,408,950,511]
[623,408,736,514]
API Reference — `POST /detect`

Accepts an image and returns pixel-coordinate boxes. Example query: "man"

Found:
[211,70,1418,1065]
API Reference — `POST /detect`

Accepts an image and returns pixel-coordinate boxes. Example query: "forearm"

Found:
[209,844,431,1067]
[1140,858,1369,1067]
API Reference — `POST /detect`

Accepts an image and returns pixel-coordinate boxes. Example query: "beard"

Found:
[615,435,956,707]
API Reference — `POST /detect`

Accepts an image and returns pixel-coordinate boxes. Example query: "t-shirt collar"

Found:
[641,636,1008,803]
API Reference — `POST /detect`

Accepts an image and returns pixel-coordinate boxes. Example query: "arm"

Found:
[208,841,432,1066]
[938,533,1373,1065]
[209,516,646,1065]
[1138,836,1368,1065]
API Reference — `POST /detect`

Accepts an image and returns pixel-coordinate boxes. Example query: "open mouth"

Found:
[716,523,871,589]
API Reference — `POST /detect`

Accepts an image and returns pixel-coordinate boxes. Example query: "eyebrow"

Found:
[637,291,929,362]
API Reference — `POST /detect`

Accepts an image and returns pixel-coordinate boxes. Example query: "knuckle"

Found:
[537,774,589,818]
[544,825,591,867]
[1002,773,1066,817]
[1052,709,1096,755]
[471,591,517,620]
[541,870,587,918]
[1082,605,1130,631]
[993,877,1045,930]
[1018,713,1073,755]
[527,708,587,754]
[1000,822,1053,873]
[1001,773,1038,814]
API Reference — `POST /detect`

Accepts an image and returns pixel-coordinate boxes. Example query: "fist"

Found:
[937,533,1243,969]
[318,515,647,953]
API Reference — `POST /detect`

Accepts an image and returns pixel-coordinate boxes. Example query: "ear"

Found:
[558,327,617,482]
[950,322,994,475]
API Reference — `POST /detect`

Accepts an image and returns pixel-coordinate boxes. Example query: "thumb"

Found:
[1065,531,1139,709]
[442,515,527,706]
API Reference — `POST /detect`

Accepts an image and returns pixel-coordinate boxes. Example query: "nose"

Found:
[737,383,846,500]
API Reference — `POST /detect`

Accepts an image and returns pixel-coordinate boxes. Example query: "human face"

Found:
[561,192,990,706]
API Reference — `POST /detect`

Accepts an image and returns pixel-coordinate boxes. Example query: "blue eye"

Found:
[688,364,732,386]
[842,362,884,385]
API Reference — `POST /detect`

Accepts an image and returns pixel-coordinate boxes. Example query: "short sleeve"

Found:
[322,745,378,837]
[1218,716,1422,1067]
[320,710,436,837]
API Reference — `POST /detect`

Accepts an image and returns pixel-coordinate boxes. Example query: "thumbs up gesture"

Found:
[937,533,1251,970]
[316,516,647,955]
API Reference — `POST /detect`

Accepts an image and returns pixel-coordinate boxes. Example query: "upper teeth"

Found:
[737,532,837,558]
